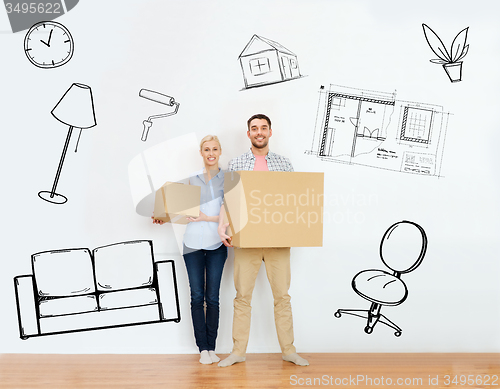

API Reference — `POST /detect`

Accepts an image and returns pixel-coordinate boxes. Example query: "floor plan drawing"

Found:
[307,84,450,177]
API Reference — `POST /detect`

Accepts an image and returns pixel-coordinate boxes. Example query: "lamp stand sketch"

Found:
[38,126,74,204]
[139,89,180,141]
[38,83,96,205]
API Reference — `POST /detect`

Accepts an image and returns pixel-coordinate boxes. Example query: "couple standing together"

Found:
[153,114,308,367]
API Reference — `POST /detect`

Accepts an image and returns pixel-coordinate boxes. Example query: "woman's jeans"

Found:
[183,244,227,352]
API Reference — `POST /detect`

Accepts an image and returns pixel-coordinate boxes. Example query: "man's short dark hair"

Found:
[247,114,271,129]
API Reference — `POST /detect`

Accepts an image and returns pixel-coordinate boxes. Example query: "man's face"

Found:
[247,118,272,149]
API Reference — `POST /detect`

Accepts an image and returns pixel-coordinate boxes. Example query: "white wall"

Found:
[1,0,499,354]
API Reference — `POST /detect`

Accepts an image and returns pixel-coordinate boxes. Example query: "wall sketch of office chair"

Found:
[334,220,427,337]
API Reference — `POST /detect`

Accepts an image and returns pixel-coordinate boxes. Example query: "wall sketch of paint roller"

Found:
[138,89,180,141]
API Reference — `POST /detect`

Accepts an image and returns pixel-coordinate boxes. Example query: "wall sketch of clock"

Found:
[24,21,74,69]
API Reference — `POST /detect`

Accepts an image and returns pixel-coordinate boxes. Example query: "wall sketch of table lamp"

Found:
[139,89,180,141]
[334,220,427,337]
[38,83,96,204]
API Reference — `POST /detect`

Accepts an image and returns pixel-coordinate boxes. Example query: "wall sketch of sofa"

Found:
[14,240,180,339]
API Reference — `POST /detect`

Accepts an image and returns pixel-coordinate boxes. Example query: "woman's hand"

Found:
[151,216,165,225]
[186,211,210,223]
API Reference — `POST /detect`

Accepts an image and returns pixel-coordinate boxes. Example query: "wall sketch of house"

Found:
[238,34,301,89]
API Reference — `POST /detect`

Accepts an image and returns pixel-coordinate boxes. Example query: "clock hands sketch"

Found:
[40,29,53,47]
[24,21,74,69]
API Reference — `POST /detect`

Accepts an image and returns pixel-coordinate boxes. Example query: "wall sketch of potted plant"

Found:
[422,23,469,83]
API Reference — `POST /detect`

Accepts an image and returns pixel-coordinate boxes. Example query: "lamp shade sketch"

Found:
[128,133,200,217]
[13,240,181,339]
[38,83,96,205]
[334,221,428,337]
[422,23,470,83]
[138,89,180,141]
[238,34,302,90]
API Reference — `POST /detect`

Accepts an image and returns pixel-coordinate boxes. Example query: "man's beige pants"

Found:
[231,247,296,356]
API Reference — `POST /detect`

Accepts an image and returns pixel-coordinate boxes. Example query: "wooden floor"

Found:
[0,353,499,388]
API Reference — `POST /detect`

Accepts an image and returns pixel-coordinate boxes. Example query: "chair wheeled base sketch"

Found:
[335,301,403,337]
[335,220,427,337]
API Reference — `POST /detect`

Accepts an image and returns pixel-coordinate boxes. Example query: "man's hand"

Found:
[218,222,233,247]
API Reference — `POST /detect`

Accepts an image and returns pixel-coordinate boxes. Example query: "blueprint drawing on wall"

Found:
[307,84,450,177]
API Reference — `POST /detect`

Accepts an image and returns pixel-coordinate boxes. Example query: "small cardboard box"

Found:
[224,171,324,248]
[153,182,200,224]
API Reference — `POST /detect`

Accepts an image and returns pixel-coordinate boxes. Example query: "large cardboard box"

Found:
[153,182,200,224]
[224,171,324,248]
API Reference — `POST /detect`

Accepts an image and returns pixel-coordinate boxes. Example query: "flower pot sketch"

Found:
[442,62,463,83]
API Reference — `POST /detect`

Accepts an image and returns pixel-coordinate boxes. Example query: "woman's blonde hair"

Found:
[200,135,222,151]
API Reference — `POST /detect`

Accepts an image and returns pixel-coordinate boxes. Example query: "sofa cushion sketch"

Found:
[14,240,181,339]
[334,221,427,337]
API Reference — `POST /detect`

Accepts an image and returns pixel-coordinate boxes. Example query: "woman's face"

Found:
[200,140,221,168]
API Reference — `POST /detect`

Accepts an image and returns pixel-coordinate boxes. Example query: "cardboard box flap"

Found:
[153,182,200,224]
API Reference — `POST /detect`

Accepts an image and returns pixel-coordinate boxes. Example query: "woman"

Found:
[153,135,227,365]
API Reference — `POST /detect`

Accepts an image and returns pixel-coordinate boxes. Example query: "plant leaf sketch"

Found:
[334,221,428,337]
[14,240,181,339]
[306,84,450,177]
[422,23,469,83]
[139,89,180,141]
[238,34,302,90]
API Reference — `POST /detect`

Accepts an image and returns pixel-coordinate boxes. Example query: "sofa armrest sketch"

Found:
[156,260,181,321]
[14,240,181,339]
[14,275,39,339]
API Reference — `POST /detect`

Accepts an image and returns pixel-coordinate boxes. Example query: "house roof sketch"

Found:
[238,34,296,58]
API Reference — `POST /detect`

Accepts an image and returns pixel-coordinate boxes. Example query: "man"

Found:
[217,114,309,367]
